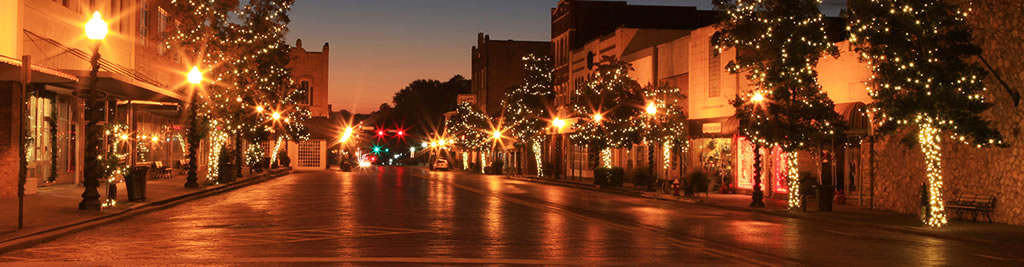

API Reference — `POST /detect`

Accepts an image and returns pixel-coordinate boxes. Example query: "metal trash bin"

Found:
[126,166,149,201]
[816,185,835,212]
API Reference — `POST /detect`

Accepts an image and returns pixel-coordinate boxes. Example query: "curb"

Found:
[504,175,996,246]
[0,168,293,255]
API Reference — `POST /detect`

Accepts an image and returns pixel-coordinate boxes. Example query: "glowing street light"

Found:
[592,113,603,122]
[751,91,765,103]
[187,66,203,85]
[271,112,281,120]
[646,102,657,115]
[340,127,353,143]
[85,11,108,40]
[255,106,264,113]
[492,130,502,139]
[552,117,566,129]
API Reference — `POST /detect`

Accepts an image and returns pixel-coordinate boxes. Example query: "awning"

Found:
[834,102,869,135]
[64,70,186,103]
[688,116,739,138]
[0,55,79,84]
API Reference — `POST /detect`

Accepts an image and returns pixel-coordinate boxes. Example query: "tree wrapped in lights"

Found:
[445,102,496,151]
[713,0,843,209]
[846,0,1005,227]
[569,56,644,160]
[167,0,238,185]
[635,84,689,181]
[501,54,554,175]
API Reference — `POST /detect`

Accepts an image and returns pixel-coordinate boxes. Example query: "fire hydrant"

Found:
[672,179,681,196]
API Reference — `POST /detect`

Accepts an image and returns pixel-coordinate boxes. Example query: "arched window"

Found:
[300,80,311,105]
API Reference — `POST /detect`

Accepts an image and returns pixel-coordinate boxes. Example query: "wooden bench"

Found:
[946,193,996,222]
[152,161,173,180]
[175,159,190,175]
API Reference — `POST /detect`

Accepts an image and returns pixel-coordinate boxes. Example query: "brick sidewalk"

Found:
[0,167,290,243]
[506,174,1024,246]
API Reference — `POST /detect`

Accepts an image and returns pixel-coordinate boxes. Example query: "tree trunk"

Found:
[918,121,948,227]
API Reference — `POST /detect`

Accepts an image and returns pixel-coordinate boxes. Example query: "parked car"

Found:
[432,158,449,171]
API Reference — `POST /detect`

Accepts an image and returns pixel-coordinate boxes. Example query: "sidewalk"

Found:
[0,167,291,251]
[505,174,1024,246]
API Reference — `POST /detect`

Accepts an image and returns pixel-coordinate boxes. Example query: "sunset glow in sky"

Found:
[286,0,845,114]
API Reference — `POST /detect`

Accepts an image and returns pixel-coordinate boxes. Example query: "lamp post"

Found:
[645,102,658,192]
[750,91,766,208]
[79,12,107,210]
[551,117,565,179]
[184,66,203,188]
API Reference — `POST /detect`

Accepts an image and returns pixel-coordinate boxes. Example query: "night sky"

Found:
[286,0,846,114]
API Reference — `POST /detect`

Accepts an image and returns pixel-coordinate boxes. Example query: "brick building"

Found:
[289,39,330,118]
[471,33,550,117]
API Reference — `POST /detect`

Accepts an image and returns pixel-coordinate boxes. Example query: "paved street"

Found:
[2,167,1023,266]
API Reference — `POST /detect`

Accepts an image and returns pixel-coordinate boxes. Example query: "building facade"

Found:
[289,39,330,118]
[471,33,550,117]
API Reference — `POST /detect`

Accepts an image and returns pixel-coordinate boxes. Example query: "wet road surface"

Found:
[2,166,1023,266]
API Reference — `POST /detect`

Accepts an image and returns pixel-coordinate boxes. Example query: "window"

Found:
[157,7,168,55]
[300,80,311,105]
[139,1,148,40]
[709,50,721,98]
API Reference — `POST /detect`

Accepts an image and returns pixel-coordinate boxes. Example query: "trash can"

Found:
[219,163,236,184]
[126,166,149,201]
[816,185,835,212]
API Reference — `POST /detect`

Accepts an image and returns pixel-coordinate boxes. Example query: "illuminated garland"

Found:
[600,148,612,169]
[271,135,284,166]
[917,115,948,226]
[206,124,229,184]
[713,0,843,210]
[846,0,1006,227]
[532,141,543,176]
[662,141,672,178]
[786,151,800,208]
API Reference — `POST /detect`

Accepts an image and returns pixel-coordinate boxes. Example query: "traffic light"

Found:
[372,145,381,153]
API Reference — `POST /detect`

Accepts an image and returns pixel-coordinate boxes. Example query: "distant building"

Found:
[289,39,330,118]
[471,33,549,117]
[546,0,718,179]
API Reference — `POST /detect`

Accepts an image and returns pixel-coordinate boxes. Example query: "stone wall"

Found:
[867,1,1024,225]
[0,82,20,199]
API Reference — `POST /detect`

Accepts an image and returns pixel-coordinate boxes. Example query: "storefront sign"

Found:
[702,122,722,134]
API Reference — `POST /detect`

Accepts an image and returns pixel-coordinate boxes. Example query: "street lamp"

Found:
[492,130,502,140]
[340,126,353,143]
[646,102,657,115]
[749,90,766,208]
[592,113,602,123]
[272,112,281,120]
[183,66,204,188]
[552,117,566,130]
[79,11,108,210]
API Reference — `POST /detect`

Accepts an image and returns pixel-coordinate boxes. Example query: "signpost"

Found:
[18,55,31,229]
